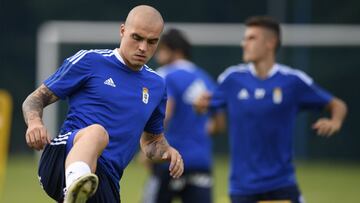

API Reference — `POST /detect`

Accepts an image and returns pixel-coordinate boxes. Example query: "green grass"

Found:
[1,155,359,203]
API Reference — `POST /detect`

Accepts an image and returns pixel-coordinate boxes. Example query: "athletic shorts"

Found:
[38,131,120,203]
[230,184,305,203]
[142,164,213,203]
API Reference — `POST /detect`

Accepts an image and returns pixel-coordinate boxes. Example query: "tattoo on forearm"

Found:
[143,133,170,160]
[22,85,59,125]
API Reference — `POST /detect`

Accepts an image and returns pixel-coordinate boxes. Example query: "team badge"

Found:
[273,87,282,104]
[142,87,149,104]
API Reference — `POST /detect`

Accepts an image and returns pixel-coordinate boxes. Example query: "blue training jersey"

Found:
[44,49,166,189]
[157,59,216,171]
[211,63,333,195]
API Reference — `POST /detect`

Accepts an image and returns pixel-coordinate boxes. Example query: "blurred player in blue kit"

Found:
[141,29,225,203]
[195,16,347,203]
[22,5,184,203]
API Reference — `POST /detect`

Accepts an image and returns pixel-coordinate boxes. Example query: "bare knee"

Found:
[75,124,109,147]
[87,124,109,146]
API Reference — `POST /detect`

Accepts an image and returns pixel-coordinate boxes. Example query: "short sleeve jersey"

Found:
[211,63,333,195]
[44,49,167,186]
[157,60,216,170]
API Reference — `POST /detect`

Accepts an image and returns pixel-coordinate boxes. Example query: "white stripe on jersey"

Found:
[47,49,114,87]
[102,52,114,57]
[156,66,167,78]
[217,64,249,83]
[46,61,74,87]
[68,50,87,62]
[144,65,161,77]
[70,49,113,64]
[277,65,313,86]
[218,63,313,86]
[156,60,196,78]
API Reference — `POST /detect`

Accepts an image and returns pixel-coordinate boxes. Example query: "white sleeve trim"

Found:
[217,64,248,83]
[278,64,313,86]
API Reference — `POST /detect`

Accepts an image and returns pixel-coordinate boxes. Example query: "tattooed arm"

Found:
[22,84,59,150]
[140,132,184,178]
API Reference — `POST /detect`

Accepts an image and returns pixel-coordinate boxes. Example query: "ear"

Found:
[120,24,125,38]
[266,35,277,51]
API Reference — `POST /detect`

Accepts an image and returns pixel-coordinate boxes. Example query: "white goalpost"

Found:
[36,21,360,137]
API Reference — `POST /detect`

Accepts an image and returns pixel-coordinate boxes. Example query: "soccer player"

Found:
[195,16,347,203]
[141,29,225,203]
[22,5,184,203]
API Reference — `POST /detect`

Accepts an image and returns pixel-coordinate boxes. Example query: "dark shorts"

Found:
[142,164,213,203]
[38,131,120,203]
[230,184,304,203]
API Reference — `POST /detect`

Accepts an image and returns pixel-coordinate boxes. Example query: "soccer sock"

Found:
[65,161,91,189]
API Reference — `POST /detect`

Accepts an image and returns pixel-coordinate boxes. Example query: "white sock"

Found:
[65,161,91,189]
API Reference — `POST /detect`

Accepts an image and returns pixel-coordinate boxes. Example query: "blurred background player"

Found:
[195,16,347,203]
[141,28,225,203]
[22,5,183,203]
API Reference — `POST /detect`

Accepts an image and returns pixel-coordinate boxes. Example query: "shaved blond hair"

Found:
[125,5,164,31]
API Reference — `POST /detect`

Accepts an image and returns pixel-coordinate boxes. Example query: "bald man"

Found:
[22,5,183,203]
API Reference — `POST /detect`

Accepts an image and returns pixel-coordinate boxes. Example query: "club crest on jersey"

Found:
[238,88,249,100]
[142,87,149,104]
[273,87,282,104]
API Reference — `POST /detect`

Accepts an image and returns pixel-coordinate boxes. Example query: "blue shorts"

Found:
[230,184,304,203]
[142,164,213,203]
[38,131,120,203]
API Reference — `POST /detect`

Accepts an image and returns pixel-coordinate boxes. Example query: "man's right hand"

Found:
[25,119,51,150]
[22,84,59,150]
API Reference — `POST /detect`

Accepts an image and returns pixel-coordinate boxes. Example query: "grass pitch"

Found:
[1,155,359,203]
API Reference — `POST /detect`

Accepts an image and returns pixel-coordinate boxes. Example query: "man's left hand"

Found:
[312,118,342,137]
[161,147,184,178]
